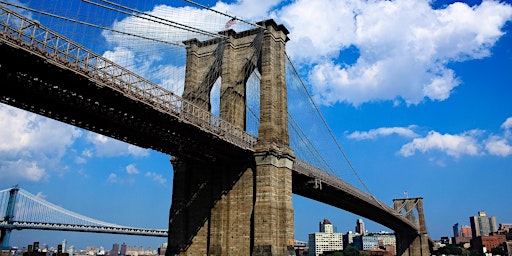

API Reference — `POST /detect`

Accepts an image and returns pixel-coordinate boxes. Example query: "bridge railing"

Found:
[0,5,257,151]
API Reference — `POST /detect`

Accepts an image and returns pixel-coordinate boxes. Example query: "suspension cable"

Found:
[285,53,374,196]
[84,0,227,39]
[0,0,184,47]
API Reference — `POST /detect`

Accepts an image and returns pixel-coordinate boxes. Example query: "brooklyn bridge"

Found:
[0,1,431,255]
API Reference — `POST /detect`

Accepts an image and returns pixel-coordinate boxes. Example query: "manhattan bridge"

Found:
[0,1,432,255]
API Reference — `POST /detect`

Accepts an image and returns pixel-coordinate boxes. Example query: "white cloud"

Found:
[126,164,140,175]
[485,135,512,157]
[145,172,167,185]
[75,149,93,164]
[86,133,149,158]
[277,0,512,105]
[215,0,281,21]
[483,117,512,157]
[501,117,512,130]
[399,130,481,158]
[0,105,81,182]
[35,192,47,199]
[347,125,418,140]
[107,173,119,183]
[0,160,47,182]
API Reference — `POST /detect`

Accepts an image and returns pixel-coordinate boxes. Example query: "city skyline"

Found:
[1,0,512,250]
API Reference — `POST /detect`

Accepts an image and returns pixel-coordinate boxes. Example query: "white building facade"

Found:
[308,219,344,256]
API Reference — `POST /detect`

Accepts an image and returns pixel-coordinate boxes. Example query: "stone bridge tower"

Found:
[393,198,431,256]
[167,20,294,256]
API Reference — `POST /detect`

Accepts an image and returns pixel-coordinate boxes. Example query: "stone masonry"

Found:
[167,20,294,256]
[393,198,431,256]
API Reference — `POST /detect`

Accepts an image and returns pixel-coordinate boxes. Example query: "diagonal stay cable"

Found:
[0,0,183,47]
[88,0,227,39]
[285,53,374,196]
[289,113,337,176]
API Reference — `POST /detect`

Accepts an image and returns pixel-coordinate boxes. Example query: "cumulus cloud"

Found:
[126,164,140,175]
[35,192,47,199]
[483,117,512,157]
[347,125,419,140]
[85,133,149,158]
[0,160,47,182]
[485,136,512,157]
[145,172,167,185]
[351,117,512,159]
[399,130,482,157]
[107,173,119,183]
[501,117,512,130]
[0,105,81,182]
[277,0,512,105]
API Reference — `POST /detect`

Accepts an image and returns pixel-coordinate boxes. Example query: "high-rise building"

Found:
[356,219,365,235]
[110,244,119,256]
[120,243,127,256]
[469,211,498,237]
[308,219,344,256]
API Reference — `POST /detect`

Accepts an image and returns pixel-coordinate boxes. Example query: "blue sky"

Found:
[1,0,512,250]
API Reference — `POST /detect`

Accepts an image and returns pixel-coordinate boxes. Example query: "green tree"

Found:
[491,244,506,255]
[343,246,360,256]
[434,244,463,255]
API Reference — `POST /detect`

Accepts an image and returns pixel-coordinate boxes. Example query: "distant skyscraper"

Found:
[62,239,67,254]
[120,243,127,256]
[110,243,119,256]
[470,211,498,237]
[356,219,365,235]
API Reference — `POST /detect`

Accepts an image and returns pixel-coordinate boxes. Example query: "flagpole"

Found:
[184,0,265,29]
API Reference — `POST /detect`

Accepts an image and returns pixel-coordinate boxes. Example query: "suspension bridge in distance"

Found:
[0,2,431,255]
[0,186,167,248]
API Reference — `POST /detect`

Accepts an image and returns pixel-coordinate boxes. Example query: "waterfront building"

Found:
[374,232,396,248]
[343,231,360,249]
[157,243,165,256]
[470,234,506,253]
[469,211,498,237]
[353,235,379,251]
[453,224,472,244]
[308,219,344,256]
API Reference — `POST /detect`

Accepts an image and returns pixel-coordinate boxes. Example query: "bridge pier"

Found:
[168,155,255,255]
[167,20,293,256]
[252,149,294,256]
[0,186,19,250]
[393,198,431,256]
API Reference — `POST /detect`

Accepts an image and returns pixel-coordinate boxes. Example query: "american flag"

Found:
[225,18,236,28]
